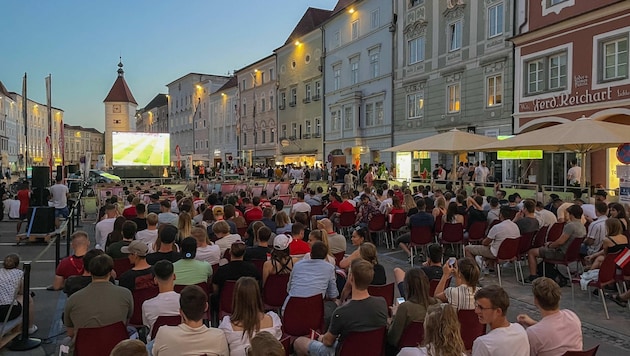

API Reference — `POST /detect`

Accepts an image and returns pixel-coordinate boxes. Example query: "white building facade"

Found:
[208,76,239,168]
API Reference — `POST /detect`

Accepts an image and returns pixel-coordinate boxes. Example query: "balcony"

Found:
[312,95,321,101]
[288,101,296,107]
[302,98,311,104]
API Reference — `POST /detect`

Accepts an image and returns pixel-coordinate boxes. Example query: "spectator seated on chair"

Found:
[245,226,272,261]
[158,199,178,226]
[472,285,529,356]
[173,237,212,285]
[517,277,582,356]
[212,241,260,304]
[274,211,293,235]
[465,206,520,271]
[465,196,488,232]
[288,223,311,258]
[0,253,37,334]
[212,220,243,257]
[512,200,540,235]
[339,243,386,302]
[248,331,285,356]
[293,259,387,356]
[303,229,336,265]
[398,303,466,356]
[526,205,586,283]
[355,193,381,229]
[107,221,138,259]
[339,227,372,270]
[582,201,608,261]
[434,258,480,311]
[146,225,182,265]
[260,207,277,233]
[64,249,112,297]
[392,243,444,298]
[584,218,628,270]
[142,260,180,343]
[136,213,158,251]
[397,199,434,259]
[535,201,558,229]
[152,285,228,356]
[48,231,90,291]
[119,240,155,292]
[64,254,133,355]
[263,234,296,287]
[192,226,220,266]
[387,268,439,351]
[305,189,323,207]
[244,197,264,225]
[218,277,283,356]
[316,218,347,255]
[291,191,312,219]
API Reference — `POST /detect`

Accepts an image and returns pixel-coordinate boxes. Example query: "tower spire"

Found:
[117,57,124,77]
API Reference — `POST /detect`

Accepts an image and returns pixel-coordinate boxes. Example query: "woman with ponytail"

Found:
[398,303,466,356]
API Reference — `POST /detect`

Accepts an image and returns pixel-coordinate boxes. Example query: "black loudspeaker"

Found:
[27,207,55,233]
[56,166,63,181]
[68,164,78,174]
[31,166,50,188]
[30,187,50,207]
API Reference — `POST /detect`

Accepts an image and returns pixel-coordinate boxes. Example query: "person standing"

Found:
[49,176,70,228]
[16,181,31,233]
[567,159,581,186]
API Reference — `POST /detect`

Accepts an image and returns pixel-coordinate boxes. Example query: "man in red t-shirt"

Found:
[48,231,90,290]
[16,182,31,233]
[288,223,311,258]
[243,197,263,225]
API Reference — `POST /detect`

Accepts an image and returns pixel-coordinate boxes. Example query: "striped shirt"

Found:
[444,284,480,310]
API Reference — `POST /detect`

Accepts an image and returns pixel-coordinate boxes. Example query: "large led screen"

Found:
[112,132,170,166]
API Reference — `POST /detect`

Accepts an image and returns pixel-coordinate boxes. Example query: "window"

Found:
[242,103,247,116]
[488,3,504,38]
[603,37,628,81]
[375,102,383,125]
[269,68,274,80]
[525,52,568,94]
[291,123,297,138]
[350,59,359,85]
[409,0,424,7]
[331,110,339,131]
[333,65,341,90]
[305,84,312,100]
[447,83,461,113]
[407,92,424,119]
[344,107,353,129]
[281,124,287,138]
[254,131,258,144]
[280,92,286,108]
[549,54,567,89]
[261,72,265,83]
[449,20,463,52]
[241,79,247,90]
[334,31,341,48]
[315,81,321,99]
[270,95,274,110]
[528,59,544,93]
[365,103,374,126]
[243,133,247,146]
[408,37,425,65]
[261,98,266,112]
[305,120,311,135]
[550,0,567,5]
[262,130,266,143]
[371,9,380,29]
[351,20,359,40]
[271,129,275,143]
[369,49,379,78]
[487,75,503,107]
[315,118,321,135]
[290,87,297,106]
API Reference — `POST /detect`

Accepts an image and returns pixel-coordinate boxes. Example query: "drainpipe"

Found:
[321,25,327,167]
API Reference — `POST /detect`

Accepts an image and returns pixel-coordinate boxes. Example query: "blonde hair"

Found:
[403,194,416,211]
[177,212,193,240]
[308,229,332,257]
[275,211,290,228]
[422,303,465,356]
[248,331,284,356]
[359,242,379,265]
[191,226,211,245]
[435,196,446,210]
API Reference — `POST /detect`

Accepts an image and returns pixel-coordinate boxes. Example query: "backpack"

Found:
[536,261,568,287]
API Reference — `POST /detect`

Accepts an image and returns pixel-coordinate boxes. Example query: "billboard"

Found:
[112,132,170,166]
[496,135,543,160]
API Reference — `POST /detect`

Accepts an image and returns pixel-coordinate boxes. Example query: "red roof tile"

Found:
[284,7,333,45]
[103,76,137,104]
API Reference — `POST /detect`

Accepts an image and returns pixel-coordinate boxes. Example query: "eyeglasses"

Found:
[474,303,496,311]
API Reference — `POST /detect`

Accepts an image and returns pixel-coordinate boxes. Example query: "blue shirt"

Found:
[283,259,338,311]
[409,211,434,229]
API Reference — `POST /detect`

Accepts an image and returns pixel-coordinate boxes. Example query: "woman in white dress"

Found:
[219,277,282,356]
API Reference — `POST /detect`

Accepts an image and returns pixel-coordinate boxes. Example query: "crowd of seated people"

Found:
[36,177,630,356]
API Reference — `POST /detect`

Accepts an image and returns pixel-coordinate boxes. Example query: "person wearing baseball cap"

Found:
[118,240,153,292]
[594,190,608,203]
[262,234,295,286]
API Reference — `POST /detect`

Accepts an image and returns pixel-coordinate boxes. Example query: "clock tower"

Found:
[103,59,137,167]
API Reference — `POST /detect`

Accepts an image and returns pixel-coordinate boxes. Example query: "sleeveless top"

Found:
[606,236,629,254]
[271,257,293,275]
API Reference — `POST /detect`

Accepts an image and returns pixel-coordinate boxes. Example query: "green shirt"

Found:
[173,259,212,285]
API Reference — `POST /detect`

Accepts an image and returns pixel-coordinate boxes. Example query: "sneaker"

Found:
[524,275,538,284]
[502,261,512,268]
[28,325,38,335]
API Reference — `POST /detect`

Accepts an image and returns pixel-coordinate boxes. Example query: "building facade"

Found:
[208,76,239,168]
[391,0,515,180]
[275,8,331,167]
[136,94,168,133]
[236,54,278,167]
[166,73,229,166]
[63,124,104,167]
[513,0,630,188]
[323,0,394,168]
[103,61,137,168]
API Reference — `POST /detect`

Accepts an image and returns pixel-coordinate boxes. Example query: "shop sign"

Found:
[522,87,612,112]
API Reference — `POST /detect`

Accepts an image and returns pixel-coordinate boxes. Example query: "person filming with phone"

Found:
[434,257,481,311]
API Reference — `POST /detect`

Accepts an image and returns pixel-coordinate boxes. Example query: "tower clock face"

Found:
[113,104,121,113]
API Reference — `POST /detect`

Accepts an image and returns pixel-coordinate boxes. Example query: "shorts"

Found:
[538,247,566,260]
[465,245,495,259]
[55,207,69,219]
[0,303,22,321]
[308,339,338,356]
[396,233,411,245]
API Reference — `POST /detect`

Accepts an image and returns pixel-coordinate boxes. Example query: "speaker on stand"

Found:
[30,166,50,207]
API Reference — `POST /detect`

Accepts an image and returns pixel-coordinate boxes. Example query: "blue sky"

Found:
[1,0,339,132]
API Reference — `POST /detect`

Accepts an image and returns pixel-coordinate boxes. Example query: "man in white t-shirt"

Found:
[534,201,558,228]
[290,191,311,219]
[136,213,159,251]
[465,206,520,260]
[473,285,529,356]
[567,159,581,186]
[49,176,70,227]
[94,204,117,249]
[583,201,608,257]
[517,277,582,356]
[193,227,220,266]
[142,260,180,342]
[474,161,490,183]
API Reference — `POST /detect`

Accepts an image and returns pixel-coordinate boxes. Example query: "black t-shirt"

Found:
[421,266,443,281]
[146,251,181,265]
[132,217,148,231]
[407,208,419,217]
[212,261,261,291]
[63,276,116,296]
[467,208,487,229]
[372,264,387,285]
[118,267,154,291]
[244,246,269,261]
[328,296,388,340]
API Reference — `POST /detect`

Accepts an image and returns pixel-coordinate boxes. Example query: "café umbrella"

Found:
[384,128,498,183]
[475,117,630,187]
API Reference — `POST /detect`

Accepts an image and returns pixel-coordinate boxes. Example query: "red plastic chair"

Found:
[263,273,290,311]
[515,231,537,284]
[544,237,585,302]
[458,309,486,351]
[490,237,520,286]
[113,258,133,280]
[150,315,182,340]
[174,281,210,295]
[397,321,424,349]
[337,326,386,356]
[130,286,159,326]
[338,211,357,237]
[219,280,237,318]
[467,221,488,244]
[429,277,451,297]
[310,204,324,217]
[434,214,443,238]
[368,214,387,247]
[74,321,128,356]
[251,259,266,276]
[562,345,599,356]
[264,183,276,198]
[333,251,345,267]
[327,206,338,218]
[368,283,395,315]
[532,225,549,248]
[488,219,501,230]
[571,252,619,319]
[409,226,434,267]
[440,223,465,257]
[387,213,408,249]
[280,334,291,356]
[546,222,566,242]
[237,226,248,239]
[282,294,324,337]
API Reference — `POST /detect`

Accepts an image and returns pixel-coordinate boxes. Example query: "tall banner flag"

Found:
[22,73,28,173]
[46,74,53,181]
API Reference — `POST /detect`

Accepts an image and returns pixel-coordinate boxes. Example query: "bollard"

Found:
[8,263,42,350]
[55,233,61,268]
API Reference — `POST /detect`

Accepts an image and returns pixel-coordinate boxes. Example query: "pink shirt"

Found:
[526,310,582,356]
